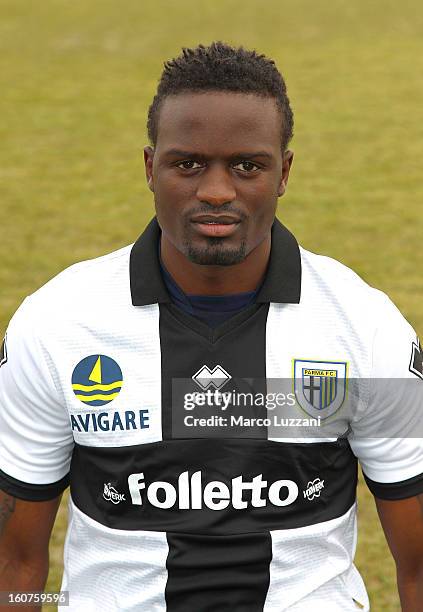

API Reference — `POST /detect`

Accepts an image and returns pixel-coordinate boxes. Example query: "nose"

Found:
[196,165,236,207]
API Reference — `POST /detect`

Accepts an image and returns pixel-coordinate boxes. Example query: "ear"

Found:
[277,150,294,197]
[143,146,155,193]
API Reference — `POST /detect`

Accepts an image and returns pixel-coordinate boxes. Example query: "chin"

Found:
[185,239,247,266]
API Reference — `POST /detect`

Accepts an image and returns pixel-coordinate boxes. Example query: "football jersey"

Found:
[1,217,422,612]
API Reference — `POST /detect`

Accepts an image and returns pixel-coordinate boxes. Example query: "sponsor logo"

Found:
[293,359,348,419]
[71,354,123,406]
[103,482,126,504]
[303,478,325,500]
[409,338,423,380]
[0,334,7,368]
[70,409,149,432]
[192,364,231,391]
[128,471,299,510]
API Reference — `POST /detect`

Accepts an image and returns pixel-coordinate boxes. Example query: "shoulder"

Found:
[35,243,132,296]
[7,244,134,339]
[299,246,407,322]
[299,246,419,376]
[300,246,375,294]
[26,244,132,313]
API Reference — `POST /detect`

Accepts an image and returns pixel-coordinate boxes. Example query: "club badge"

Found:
[293,359,348,419]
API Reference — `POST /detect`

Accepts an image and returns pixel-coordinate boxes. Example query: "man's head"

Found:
[144,42,294,268]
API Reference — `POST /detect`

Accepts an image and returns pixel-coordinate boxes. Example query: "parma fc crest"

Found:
[293,359,348,419]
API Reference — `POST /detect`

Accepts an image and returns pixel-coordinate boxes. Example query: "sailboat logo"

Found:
[71,354,123,407]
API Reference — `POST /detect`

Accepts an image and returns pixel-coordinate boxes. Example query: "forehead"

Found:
[155,92,282,153]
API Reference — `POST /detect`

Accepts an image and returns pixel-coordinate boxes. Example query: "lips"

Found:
[190,214,241,238]
[191,214,241,225]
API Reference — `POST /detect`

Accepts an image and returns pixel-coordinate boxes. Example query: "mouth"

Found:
[190,214,242,238]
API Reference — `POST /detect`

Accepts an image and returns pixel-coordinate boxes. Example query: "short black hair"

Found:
[147,41,294,151]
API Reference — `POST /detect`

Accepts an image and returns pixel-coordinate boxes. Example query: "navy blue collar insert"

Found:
[129,217,301,306]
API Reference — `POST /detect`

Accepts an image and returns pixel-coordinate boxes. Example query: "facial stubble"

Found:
[185,237,248,266]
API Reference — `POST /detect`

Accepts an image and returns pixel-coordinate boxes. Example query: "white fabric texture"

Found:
[264,504,369,611]
[60,500,168,611]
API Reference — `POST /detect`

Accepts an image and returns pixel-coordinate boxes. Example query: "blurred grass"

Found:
[0,1,422,611]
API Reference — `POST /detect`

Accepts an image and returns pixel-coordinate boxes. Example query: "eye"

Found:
[177,160,204,170]
[232,161,260,172]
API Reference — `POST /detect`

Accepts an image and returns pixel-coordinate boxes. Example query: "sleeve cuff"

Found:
[0,469,69,501]
[364,471,423,500]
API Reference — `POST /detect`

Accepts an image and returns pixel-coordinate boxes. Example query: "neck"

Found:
[160,235,271,295]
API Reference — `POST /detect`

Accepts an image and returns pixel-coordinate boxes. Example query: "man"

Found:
[0,42,422,611]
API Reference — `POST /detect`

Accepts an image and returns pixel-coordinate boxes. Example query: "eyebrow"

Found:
[162,149,274,160]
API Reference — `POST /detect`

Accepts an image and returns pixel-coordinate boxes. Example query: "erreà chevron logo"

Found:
[409,337,423,380]
[72,355,123,406]
[192,364,231,390]
[0,334,7,368]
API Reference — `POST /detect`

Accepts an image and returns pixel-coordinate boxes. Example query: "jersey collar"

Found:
[130,217,301,306]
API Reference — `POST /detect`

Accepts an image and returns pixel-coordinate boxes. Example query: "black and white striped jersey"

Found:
[1,218,422,611]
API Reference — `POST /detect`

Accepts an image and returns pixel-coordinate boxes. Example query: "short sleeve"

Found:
[0,298,74,500]
[348,292,423,500]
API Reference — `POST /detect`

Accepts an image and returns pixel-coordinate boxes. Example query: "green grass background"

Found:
[1,1,422,610]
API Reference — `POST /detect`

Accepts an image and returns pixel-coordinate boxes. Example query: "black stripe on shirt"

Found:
[165,531,272,612]
[0,468,69,501]
[364,471,423,500]
[69,437,357,533]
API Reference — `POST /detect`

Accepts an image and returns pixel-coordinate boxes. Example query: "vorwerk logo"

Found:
[303,478,325,501]
[103,482,126,504]
[192,365,231,390]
